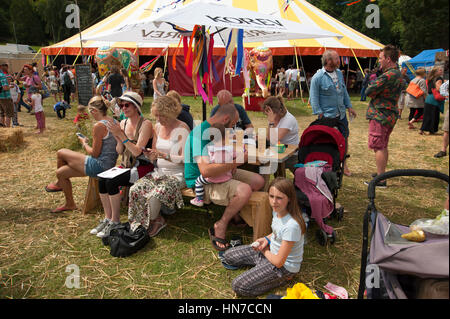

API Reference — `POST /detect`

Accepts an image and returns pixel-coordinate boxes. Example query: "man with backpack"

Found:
[61,66,72,105]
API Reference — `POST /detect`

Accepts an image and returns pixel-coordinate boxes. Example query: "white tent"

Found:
[42,0,383,57]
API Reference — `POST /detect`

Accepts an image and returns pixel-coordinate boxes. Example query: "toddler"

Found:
[73,105,89,126]
[29,86,45,134]
[190,123,236,207]
[53,100,70,119]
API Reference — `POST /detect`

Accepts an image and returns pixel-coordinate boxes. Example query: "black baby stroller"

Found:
[358,169,449,299]
[294,118,348,246]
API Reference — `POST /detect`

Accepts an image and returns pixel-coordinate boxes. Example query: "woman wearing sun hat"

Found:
[45,95,119,213]
[91,91,154,238]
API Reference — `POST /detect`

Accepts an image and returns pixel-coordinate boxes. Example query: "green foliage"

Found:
[9,0,46,45]
[307,0,449,56]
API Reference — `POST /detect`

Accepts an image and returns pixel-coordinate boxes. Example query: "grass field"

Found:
[0,93,448,299]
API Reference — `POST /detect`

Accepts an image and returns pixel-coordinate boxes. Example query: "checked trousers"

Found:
[223,245,296,297]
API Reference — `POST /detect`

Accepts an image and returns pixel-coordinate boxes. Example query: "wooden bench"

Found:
[82,177,101,215]
[181,188,272,241]
[82,179,273,241]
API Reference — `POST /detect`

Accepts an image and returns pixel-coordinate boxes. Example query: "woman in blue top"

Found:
[222,177,307,297]
[45,96,118,213]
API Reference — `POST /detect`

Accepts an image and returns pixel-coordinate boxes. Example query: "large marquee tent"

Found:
[41,0,384,57]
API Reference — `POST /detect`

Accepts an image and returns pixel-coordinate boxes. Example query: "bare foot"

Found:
[51,205,77,213]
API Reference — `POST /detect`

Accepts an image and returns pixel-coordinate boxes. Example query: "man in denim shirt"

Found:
[310,50,357,176]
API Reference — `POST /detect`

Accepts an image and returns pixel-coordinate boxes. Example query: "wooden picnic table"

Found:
[227,130,298,190]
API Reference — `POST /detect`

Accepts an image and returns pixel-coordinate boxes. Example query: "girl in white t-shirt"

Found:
[30,86,45,134]
[222,177,306,297]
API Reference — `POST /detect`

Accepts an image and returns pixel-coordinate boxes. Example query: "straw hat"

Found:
[118,91,143,114]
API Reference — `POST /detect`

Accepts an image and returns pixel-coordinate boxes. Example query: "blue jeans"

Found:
[360,86,367,101]
[18,93,31,112]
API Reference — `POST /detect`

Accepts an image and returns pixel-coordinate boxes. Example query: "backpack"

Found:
[31,75,50,99]
[63,72,72,87]
[102,222,150,258]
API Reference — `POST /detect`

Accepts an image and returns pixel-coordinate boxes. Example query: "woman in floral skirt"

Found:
[127,96,190,237]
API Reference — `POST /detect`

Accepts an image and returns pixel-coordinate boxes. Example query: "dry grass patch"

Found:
[0,96,448,299]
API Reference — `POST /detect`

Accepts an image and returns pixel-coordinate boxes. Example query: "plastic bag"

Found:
[410,210,449,235]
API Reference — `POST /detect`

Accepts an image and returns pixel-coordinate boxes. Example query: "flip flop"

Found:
[208,227,230,251]
[51,206,76,213]
[45,183,62,192]
[218,251,239,270]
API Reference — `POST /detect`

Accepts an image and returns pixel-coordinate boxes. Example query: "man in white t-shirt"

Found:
[288,65,299,100]
[284,67,291,98]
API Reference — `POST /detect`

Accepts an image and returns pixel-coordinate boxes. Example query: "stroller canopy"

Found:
[299,125,346,162]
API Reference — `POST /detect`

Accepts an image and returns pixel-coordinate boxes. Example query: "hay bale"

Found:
[0,128,24,152]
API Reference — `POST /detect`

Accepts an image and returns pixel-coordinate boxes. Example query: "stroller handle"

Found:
[368,169,449,201]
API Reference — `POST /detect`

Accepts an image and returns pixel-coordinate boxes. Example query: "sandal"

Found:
[45,183,62,192]
[148,217,167,237]
[434,151,447,158]
[208,227,230,251]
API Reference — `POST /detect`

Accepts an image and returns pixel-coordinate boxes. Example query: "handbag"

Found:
[432,88,446,102]
[103,222,150,258]
[406,81,424,98]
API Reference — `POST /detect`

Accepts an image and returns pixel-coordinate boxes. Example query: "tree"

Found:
[391,0,449,56]
[9,0,46,45]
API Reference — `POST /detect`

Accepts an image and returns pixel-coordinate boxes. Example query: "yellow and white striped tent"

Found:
[42,0,383,57]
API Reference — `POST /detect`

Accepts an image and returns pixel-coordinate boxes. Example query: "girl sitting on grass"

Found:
[221,177,306,297]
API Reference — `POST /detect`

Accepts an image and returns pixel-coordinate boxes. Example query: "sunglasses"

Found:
[119,102,133,109]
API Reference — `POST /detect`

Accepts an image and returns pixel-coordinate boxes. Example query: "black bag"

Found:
[103,222,150,258]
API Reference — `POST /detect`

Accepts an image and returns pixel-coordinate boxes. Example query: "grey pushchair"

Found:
[358,169,449,299]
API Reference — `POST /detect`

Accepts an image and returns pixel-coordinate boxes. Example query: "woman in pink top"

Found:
[19,64,41,113]
[191,123,236,207]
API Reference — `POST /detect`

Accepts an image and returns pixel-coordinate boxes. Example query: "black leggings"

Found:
[98,171,133,196]
[409,108,424,121]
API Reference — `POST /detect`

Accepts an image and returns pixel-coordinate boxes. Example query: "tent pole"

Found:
[298,47,309,100]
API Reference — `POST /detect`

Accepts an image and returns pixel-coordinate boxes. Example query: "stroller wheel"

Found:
[328,230,337,245]
[316,229,328,246]
[336,207,344,221]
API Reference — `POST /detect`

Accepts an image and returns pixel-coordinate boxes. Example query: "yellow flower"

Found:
[284,283,320,299]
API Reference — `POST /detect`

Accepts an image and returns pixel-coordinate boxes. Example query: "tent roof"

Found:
[405,49,444,65]
[42,0,384,57]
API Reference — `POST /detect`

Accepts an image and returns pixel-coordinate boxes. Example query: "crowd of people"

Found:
[1,44,448,298]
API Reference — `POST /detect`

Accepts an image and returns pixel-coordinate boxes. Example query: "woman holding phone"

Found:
[91,91,154,238]
[45,96,118,213]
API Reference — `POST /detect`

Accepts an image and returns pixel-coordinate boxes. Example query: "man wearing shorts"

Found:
[185,103,265,250]
[0,61,13,128]
[365,45,405,188]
